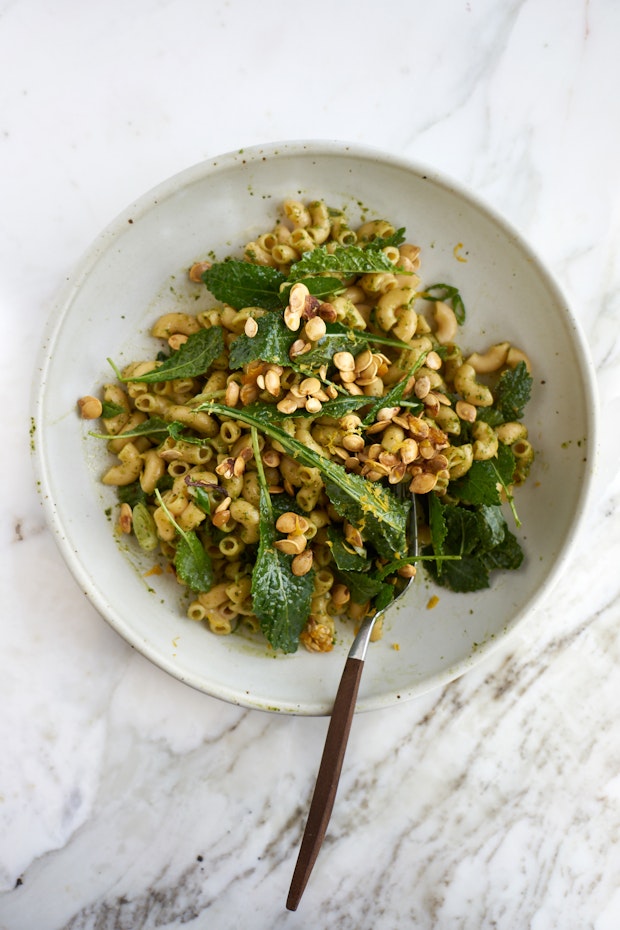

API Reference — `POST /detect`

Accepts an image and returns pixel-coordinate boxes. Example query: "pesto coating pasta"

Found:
[85,198,534,654]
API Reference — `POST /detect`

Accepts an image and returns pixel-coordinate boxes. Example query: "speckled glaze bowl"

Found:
[32,141,598,714]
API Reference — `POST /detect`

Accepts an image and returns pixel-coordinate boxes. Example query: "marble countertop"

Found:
[2,1,619,928]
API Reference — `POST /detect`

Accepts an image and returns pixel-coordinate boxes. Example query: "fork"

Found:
[286,494,418,911]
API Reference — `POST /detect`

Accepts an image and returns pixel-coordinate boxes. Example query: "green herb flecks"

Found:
[279,275,345,303]
[249,427,314,654]
[336,568,393,606]
[117,480,148,508]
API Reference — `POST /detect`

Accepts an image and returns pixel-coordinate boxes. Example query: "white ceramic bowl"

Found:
[33,141,598,715]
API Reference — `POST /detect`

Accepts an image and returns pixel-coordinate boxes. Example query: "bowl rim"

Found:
[31,139,600,714]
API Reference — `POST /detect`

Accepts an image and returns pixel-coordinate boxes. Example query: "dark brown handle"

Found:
[286,656,365,911]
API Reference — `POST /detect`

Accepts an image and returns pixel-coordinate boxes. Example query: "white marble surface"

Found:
[2,1,619,927]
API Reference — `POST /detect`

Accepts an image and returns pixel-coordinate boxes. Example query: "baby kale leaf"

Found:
[315,471,409,562]
[476,504,508,550]
[336,568,393,606]
[287,244,400,281]
[423,495,523,592]
[174,531,214,593]
[476,362,533,427]
[494,362,532,421]
[109,326,225,384]
[481,527,524,572]
[450,444,516,509]
[228,316,408,380]
[427,490,448,576]
[228,312,295,369]
[154,490,214,593]
[302,395,370,418]
[297,321,412,373]
[424,505,490,592]
[326,525,371,572]
[248,428,314,653]
[117,480,148,508]
[363,227,407,250]
[426,550,491,592]
[166,421,213,445]
[260,395,371,422]
[202,260,286,310]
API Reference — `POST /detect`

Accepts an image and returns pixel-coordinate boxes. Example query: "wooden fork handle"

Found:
[286,655,365,911]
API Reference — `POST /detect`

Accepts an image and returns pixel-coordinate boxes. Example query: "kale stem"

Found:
[250,426,273,520]
[376,553,462,581]
[154,488,189,547]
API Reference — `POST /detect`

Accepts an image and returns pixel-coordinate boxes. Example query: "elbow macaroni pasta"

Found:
[85,198,534,655]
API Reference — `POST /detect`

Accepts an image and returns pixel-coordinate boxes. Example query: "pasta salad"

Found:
[81,198,534,654]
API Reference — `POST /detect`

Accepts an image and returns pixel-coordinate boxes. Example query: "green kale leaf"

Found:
[228,312,295,369]
[174,531,215,593]
[481,527,524,572]
[295,321,412,373]
[154,489,214,592]
[336,568,393,605]
[450,443,516,508]
[363,227,407,250]
[476,362,533,427]
[248,428,314,653]
[424,494,523,592]
[495,361,533,422]
[299,395,370,419]
[279,276,345,302]
[202,260,286,310]
[110,326,225,384]
[427,489,448,576]
[326,525,371,572]
[237,395,369,424]
[426,550,491,592]
[288,244,400,281]
[89,416,171,441]
[100,400,126,418]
